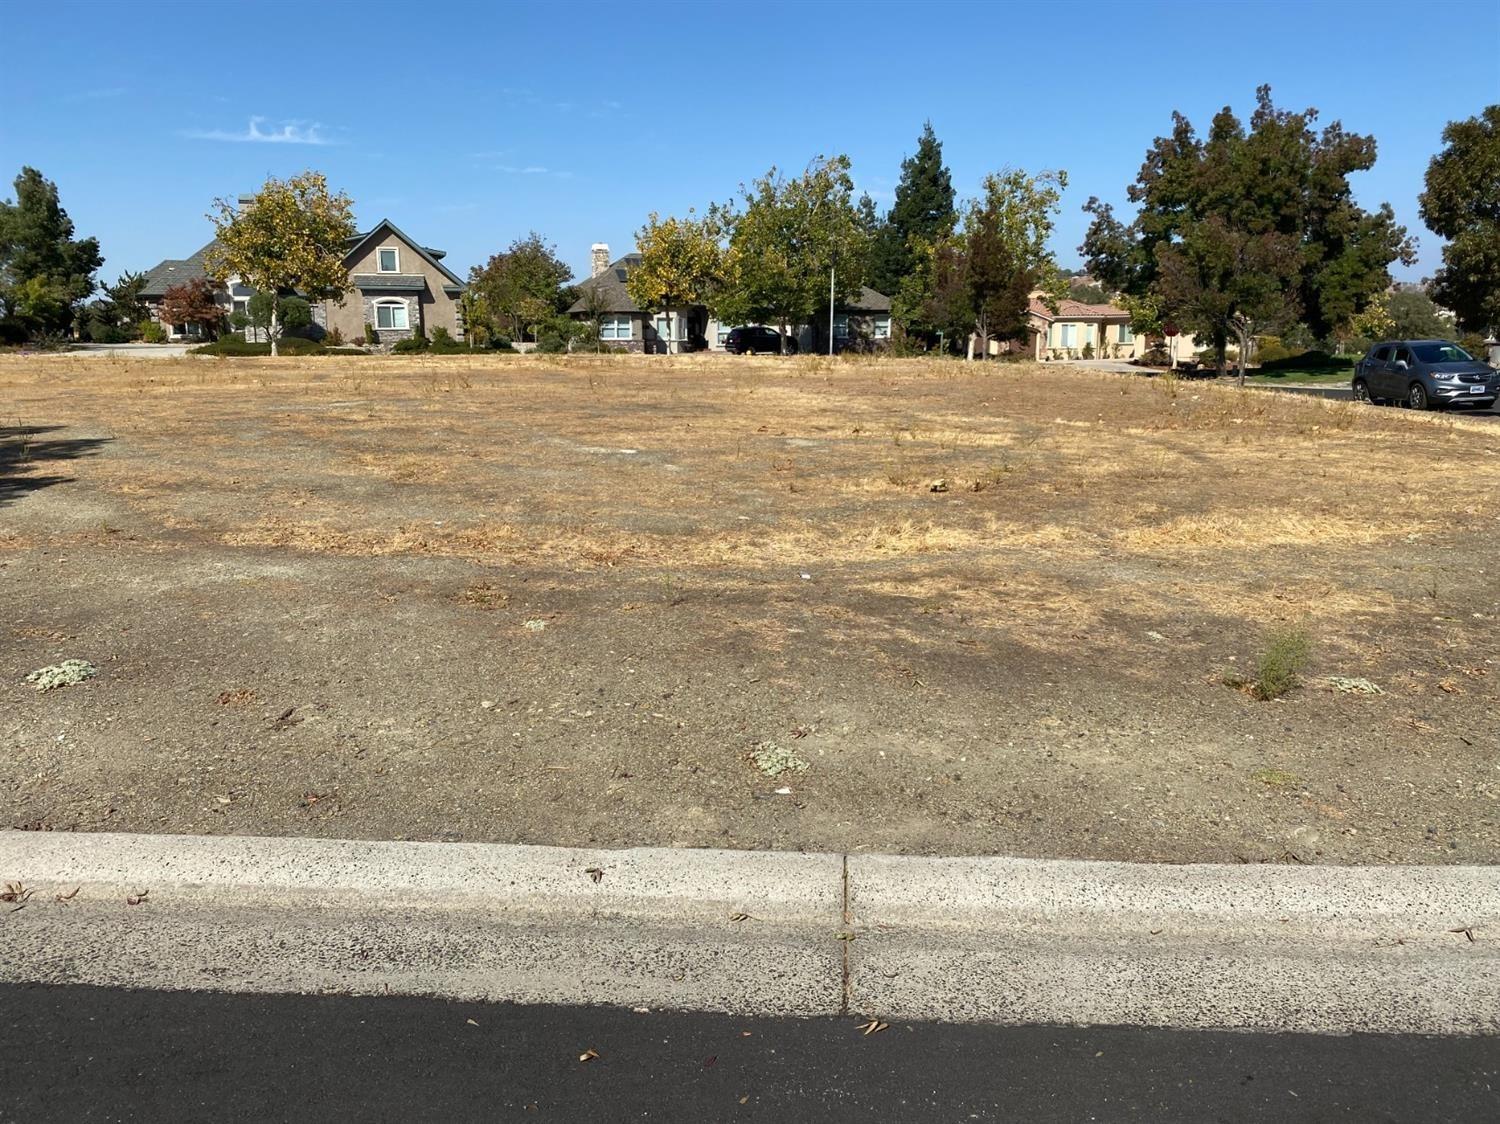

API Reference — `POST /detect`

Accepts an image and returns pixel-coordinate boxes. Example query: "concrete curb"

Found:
[2,832,1496,1035]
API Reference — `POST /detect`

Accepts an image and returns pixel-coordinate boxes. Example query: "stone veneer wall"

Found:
[363,293,417,345]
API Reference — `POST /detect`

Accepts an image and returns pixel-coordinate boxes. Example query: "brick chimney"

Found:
[591,243,610,278]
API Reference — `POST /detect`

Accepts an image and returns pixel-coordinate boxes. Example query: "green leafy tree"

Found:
[234,291,312,338]
[206,172,356,356]
[1420,105,1500,335]
[102,271,148,330]
[716,155,869,354]
[1082,87,1414,373]
[467,232,572,342]
[627,210,723,354]
[0,166,103,337]
[928,168,1067,360]
[456,289,487,348]
[1386,289,1451,339]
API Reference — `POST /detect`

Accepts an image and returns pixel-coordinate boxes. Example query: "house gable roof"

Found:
[843,286,891,313]
[345,219,465,292]
[1028,297,1129,322]
[139,241,217,298]
[566,254,644,314]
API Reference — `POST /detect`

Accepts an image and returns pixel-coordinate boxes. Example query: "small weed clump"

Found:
[1226,628,1310,700]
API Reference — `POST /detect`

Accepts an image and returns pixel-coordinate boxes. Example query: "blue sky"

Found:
[3,0,1496,287]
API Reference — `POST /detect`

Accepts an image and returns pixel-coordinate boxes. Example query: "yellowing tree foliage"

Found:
[205,172,356,356]
[627,211,723,353]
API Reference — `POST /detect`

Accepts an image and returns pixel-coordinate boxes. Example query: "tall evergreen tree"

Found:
[0,166,103,338]
[1081,87,1414,373]
[868,122,956,297]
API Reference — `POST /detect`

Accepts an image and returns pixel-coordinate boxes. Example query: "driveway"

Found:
[69,342,195,359]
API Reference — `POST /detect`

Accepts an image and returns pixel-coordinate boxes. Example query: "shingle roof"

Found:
[352,274,427,292]
[140,242,217,297]
[1028,297,1129,321]
[844,286,891,313]
[566,254,645,314]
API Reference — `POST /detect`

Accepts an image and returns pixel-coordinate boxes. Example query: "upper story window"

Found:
[377,247,399,273]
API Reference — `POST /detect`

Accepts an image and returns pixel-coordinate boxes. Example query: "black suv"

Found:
[723,326,796,355]
[1353,340,1498,410]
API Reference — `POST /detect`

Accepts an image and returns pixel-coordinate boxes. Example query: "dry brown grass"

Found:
[4,351,1497,644]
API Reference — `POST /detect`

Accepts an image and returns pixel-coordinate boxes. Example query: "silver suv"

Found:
[1352,340,1498,410]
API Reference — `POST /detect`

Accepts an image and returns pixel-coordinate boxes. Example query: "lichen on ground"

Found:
[26,659,98,692]
[748,741,809,778]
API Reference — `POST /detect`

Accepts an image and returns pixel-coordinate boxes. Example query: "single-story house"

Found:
[1023,296,1141,360]
[139,217,465,346]
[1018,294,1204,364]
[567,242,892,353]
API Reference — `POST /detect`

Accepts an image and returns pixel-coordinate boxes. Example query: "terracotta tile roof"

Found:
[1028,297,1129,321]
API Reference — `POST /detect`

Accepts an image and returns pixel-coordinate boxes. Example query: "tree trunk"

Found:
[270,298,280,358]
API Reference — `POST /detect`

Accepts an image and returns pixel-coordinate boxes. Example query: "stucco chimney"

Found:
[591,243,610,278]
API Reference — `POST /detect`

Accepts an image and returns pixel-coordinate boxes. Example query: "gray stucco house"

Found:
[567,242,892,353]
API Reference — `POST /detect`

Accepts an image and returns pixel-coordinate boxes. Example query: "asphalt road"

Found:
[3,984,1496,1123]
[1248,380,1500,418]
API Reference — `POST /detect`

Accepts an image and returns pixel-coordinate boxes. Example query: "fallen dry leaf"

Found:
[55,886,81,903]
[579,1048,599,1063]
[466,1018,479,1026]
[0,882,31,904]
[585,867,604,884]
[126,889,149,906]
[857,1019,890,1036]
[1449,927,1476,942]
[729,912,750,922]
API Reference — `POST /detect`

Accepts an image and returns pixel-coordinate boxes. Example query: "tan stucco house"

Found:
[140,217,465,346]
[1024,296,1141,360]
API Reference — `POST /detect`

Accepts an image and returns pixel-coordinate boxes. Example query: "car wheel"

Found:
[1408,383,1431,411]
[1352,378,1374,404]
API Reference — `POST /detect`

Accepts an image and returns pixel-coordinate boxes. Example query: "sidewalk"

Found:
[2,831,1496,1035]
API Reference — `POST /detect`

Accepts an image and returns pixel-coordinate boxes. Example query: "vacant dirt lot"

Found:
[3,352,1497,863]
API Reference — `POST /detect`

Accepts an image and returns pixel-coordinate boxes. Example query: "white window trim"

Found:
[373,299,409,330]
[600,315,632,340]
[377,246,400,274]
[873,316,891,340]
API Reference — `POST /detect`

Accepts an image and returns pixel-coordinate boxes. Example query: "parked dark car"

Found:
[723,326,797,355]
[1352,340,1498,410]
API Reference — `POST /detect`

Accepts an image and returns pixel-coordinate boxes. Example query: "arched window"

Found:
[373,299,409,330]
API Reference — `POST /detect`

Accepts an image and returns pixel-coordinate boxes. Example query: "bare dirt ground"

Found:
[3,353,1497,863]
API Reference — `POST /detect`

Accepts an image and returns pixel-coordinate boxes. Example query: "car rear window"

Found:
[1412,343,1473,363]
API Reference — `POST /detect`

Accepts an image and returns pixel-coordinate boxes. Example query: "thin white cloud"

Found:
[182,116,335,145]
[495,165,557,176]
[67,86,128,103]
